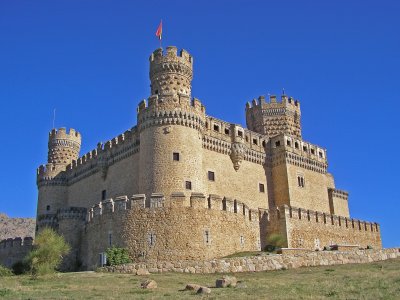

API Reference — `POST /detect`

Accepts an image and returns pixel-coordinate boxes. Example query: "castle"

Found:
[9,46,381,270]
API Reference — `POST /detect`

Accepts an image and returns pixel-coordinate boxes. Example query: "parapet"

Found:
[149,46,193,66]
[49,127,81,143]
[0,236,34,249]
[275,205,380,233]
[246,94,301,112]
[86,192,259,224]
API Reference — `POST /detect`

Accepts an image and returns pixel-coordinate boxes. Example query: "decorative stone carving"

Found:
[230,142,247,171]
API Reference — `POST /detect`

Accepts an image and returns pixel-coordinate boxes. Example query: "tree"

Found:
[25,228,70,275]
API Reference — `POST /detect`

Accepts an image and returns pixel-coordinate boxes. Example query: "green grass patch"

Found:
[0,258,399,299]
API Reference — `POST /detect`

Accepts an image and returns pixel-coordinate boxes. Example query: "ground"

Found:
[1,258,399,299]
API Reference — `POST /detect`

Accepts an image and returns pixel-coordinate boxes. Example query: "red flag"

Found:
[155,20,162,40]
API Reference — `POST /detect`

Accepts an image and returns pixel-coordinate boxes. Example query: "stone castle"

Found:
[3,46,381,270]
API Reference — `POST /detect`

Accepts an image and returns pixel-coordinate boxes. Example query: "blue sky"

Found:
[0,0,398,248]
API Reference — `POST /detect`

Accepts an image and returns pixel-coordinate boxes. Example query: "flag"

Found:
[155,20,162,40]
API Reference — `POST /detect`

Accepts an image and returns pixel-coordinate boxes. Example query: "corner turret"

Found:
[246,94,302,138]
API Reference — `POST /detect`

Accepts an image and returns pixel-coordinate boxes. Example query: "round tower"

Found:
[48,127,81,165]
[138,47,206,201]
[149,46,193,99]
[37,128,81,220]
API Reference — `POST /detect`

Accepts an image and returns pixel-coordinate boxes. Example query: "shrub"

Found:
[0,265,12,277]
[25,228,70,276]
[105,246,132,266]
[264,233,287,252]
[11,260,30,275]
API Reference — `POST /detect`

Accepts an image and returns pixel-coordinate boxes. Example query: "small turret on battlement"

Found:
[246,94,302,138]
[149,46,193,101]
[48,127,81,165]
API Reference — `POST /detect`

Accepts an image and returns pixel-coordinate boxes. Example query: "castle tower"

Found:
[149,46,193,100]
[37,128,81,219]
[48,127,81,165]
[137,47,206,200]
[246,95,302,138]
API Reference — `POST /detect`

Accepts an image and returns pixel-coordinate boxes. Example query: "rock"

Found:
[185,283,202,291]
[137,268,150,275]
[236,282,247,289]
[197,286,211,294]
[216,275,237,288]
[141,279,157,289]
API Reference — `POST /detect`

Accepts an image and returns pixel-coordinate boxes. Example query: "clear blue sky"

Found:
[0,0,398,248]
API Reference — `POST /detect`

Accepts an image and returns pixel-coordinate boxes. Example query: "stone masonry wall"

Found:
[276,205,382,249]
[101,248,400,274]
[83,193,260,270]
[0,237,33,268]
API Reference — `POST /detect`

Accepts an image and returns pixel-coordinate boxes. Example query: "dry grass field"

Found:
[1,258,399,299]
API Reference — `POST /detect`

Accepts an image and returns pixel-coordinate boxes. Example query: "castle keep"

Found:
[30,46,380,270]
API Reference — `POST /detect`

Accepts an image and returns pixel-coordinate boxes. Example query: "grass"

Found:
[0,258,399,299]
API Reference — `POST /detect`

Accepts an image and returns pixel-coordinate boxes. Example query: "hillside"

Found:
[0,213,35,241]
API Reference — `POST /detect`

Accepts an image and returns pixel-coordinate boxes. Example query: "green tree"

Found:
[105,246,131,266]
[25,228,70,275]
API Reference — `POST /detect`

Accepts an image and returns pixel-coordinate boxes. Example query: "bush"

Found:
[105,246,131,266]
[25,228,70,276]
[11,261,30,275]
[0,265,12,277]
[264,233,287,252]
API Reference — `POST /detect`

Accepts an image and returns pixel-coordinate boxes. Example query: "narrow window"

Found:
[295,142,299,149]
[173,152,180,161]
[253,138,258,145]
[46,205,50,211]
[259,183,265,193]
[275,141,281,147]
[213,124,219,132]
[311,148,315,155]
[238,131,243,138]
[204,230,210,244]
[224,128,230,135]
[262,140,266,147]
[185,181,192,190]
[208,171,215,181]
[148,233,156,246]
[303,145,307,152]
[108,233,112,246]
[155,89,158,94]
[319,151,323,158]
[101,190,106,200]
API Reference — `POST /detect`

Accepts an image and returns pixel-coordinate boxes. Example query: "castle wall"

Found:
[0,237,33,268]
[202,149,268,209]
[286,164,334,213]
[83,193,260,270]
[67,153,140,209]
[273,206,381,250]
[328,188,350,217]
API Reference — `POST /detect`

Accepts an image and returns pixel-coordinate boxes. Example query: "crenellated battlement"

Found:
[86,192,260,224]
[0,236,33,249]
[246,94,301,111]
[150,46,193,66]
[276,205,379,233]
[49,127,81,143]
[38,127,140,187]
[246,94,302,138]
